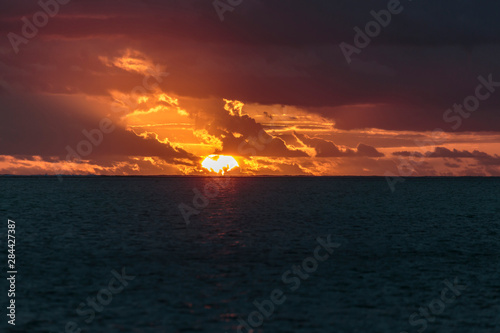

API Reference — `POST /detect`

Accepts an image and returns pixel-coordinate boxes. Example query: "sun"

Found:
[201,155,239,175]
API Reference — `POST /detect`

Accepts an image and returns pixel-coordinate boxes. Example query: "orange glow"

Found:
[201,155,239,174]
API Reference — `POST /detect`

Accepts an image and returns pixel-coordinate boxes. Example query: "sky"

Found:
[1,0,500,176]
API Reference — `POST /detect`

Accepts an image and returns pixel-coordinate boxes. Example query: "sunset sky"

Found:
[1,0,500,176]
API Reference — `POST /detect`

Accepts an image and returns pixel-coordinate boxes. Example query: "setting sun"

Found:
[201,155,239,175]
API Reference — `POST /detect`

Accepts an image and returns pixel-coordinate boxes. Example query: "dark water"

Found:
[0,176,499,333]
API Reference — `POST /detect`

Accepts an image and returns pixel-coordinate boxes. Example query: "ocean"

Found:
[0,176,499,332]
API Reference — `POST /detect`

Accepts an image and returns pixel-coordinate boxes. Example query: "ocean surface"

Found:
[0,176,499,333]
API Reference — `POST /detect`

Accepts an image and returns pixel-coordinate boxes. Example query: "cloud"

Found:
[0,93,198,165]
[1,1,500,133]
[444,162,460,168]
[393,147,500,166]
[294,132,384,157]
[1,1,500,175]
[186,99,308,157]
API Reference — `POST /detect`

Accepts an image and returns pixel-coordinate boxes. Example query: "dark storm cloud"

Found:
[189,99,308,157]
[295,132,384,157]
[0,94,197,164]
[1,0,500,137]
[393,147,500,166]
[3,1,500,45]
